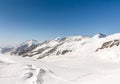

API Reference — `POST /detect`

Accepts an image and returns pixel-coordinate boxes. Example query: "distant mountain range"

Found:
[1,33,120,61]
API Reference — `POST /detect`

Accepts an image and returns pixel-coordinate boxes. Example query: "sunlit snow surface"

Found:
[1,33,120,84]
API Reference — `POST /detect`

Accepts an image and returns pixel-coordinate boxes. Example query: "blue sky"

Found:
[0,0,120,45]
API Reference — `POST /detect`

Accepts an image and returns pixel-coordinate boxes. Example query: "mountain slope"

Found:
[1,33,120,61]
[0,40,38,55]
[1,33,120,84]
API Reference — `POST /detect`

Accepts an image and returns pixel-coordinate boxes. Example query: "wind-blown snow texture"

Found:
[1,33,120,84]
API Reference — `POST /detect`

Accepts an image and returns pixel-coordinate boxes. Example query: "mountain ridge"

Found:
[1,33,120,61]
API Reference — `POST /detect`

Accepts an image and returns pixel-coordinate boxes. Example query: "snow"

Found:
[1,52,120,84]
[0,33,120,84]
[93,33,106,38]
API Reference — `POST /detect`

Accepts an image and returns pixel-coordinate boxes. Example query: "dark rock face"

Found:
[93,33,106,38]
[96,39,120,51]
[56,50,72,55]
[98,33,106,38]
[61,50,72,55]
[23,47,50,57]
[11,44,38,55]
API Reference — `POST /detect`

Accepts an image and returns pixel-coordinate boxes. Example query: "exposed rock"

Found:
[93,33,106,38]
[96,39,120,51]
[61,50,72,55]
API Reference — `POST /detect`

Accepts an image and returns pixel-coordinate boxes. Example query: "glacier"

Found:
[0,33,120,84]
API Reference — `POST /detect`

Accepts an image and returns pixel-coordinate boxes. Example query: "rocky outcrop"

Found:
[93,33,106,38]
[96,39,120,51]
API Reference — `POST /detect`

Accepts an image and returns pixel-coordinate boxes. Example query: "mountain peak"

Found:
[21,39,38,46]
[93,33,106,38]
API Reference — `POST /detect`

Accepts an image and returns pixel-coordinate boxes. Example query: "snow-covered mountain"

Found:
[0,40,38,55]
[0,35,90,58]
[1,33,120,84]
[1,33,120,61]
[93,33,106,38]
